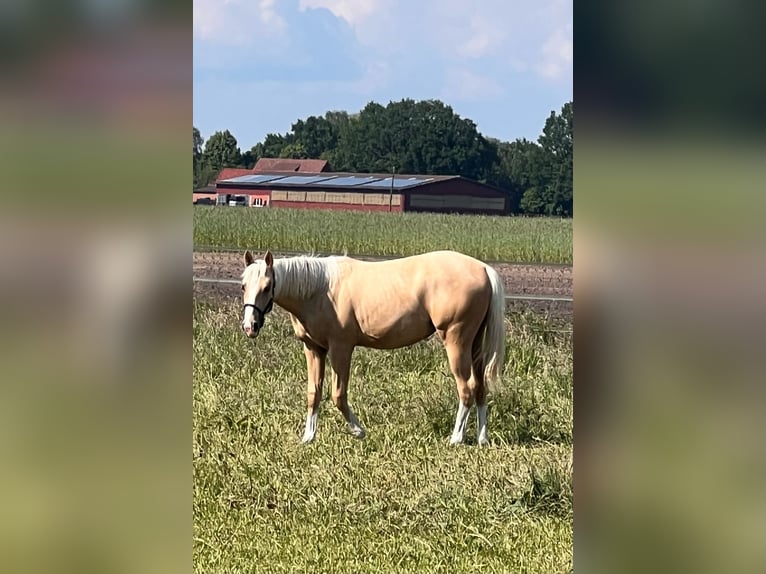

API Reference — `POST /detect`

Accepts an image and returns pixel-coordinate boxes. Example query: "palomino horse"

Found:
[240,249,505,445]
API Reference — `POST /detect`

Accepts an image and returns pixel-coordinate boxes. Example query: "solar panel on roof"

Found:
[319,176,381,187]
[394,177,433,188]
[360,177,433,189]
[273,175,334,185]
[359,177,394,188]
[224,174,282,184]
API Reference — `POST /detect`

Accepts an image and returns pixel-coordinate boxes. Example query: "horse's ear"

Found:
[264,250,273,267]
[244,250,254,266]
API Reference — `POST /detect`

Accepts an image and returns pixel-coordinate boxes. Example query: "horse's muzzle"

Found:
[242,322,260,338]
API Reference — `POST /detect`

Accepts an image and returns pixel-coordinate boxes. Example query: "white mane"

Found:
[241,255,341,300]
[275,256,341,299]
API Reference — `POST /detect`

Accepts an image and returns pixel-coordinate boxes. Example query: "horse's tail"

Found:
[478,265,506,393]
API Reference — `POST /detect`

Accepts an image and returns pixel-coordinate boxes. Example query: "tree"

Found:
[202,130,242,175]
[536,101,573,215]
[193,127,203,163]
[261,133,291,158]
[193,127,204,188]
[490,138,545,213]
[279,142,309,159]
[519,186,547,214]
[238,151,254,169]
[331,99,496,180]
[291,115,340,159]
[237,143,266,169]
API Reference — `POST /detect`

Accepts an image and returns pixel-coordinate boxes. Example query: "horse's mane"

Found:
[273,256,341,300]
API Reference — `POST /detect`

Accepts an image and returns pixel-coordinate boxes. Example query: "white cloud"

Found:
[422,0,572,82]
[352,60,391,94]
[193,0,228,41]
[297,0,396,53]
[538,25,573,80]
[259,0,286,30]
[441,68,503,102]
[298,0,380,26]
[456,15,505,58]
[193,0,287,46]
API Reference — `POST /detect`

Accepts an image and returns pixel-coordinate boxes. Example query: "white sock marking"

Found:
[449,402,471,445]
[477,404,489,445]
[347,410,366,439]
[302,411,318,443]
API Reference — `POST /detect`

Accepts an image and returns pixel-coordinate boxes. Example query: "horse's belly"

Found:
[357,315,435,349]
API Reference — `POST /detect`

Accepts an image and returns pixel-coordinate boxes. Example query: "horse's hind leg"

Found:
[302,342,326,443]
[473,363,489,446]
[445,337,476,445]
[329,346,366,439]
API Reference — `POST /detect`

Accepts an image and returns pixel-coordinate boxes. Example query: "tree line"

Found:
[194,99,572,216]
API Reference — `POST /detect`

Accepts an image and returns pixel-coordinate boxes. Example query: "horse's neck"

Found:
[273,257,332,315]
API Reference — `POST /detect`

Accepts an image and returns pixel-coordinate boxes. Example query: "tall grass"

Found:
[193,301,572,573]
[193,206,572,264]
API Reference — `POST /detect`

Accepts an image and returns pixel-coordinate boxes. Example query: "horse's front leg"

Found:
[329,346,366,439]
[301,342,326,443]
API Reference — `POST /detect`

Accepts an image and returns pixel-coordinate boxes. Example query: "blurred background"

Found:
[576,2,766,573]
[2,1,766,573]
[0,1,189,573]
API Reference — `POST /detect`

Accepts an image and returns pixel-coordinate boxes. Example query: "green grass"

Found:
[193,206,572,264]
[193,301,573,573]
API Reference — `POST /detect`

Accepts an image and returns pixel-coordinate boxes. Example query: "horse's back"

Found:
[336,251,492,343]
[342,250,489,293]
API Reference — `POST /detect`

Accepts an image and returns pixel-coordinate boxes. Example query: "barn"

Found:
[194,158,330,208]
[193,157,510,215]
[210,172,509,215]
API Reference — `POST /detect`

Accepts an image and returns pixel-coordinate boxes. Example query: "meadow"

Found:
[193,302,573,573]
[193,206,573,264]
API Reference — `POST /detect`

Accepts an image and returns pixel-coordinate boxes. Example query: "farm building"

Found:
[194,158,331,207]
[197,168,511,215]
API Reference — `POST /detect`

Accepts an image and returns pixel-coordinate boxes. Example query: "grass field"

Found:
[193,301,573,573]
[193,206,573,264]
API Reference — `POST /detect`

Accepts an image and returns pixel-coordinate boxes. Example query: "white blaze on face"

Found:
[242,261,267,334]
[242,298,255,333]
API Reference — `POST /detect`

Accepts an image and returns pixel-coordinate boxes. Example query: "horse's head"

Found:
[241,249,276,338]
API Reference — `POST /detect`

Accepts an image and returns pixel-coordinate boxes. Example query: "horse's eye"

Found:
[241,285,245,291]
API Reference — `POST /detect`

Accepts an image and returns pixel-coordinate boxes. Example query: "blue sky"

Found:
[194,0,572,150]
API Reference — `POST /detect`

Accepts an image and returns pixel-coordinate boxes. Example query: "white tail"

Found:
[481,265,506,391]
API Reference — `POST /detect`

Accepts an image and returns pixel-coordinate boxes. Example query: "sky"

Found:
[193,0,572,150]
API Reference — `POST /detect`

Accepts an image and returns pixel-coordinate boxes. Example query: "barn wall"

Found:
[246,193,271,207]
[417,179,508,198]
[193,192,216,204]
[404,179,509,214]
[212,187,271,206]
[270,189,402,211]
[408,194,506,211]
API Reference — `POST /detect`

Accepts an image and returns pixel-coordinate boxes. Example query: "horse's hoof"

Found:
[449,436,463,446]
[349,426,366,439]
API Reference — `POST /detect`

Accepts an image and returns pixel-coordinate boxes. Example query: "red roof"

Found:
[254,158,328,172]
[216,158,329,182]
[216,167,253,181]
